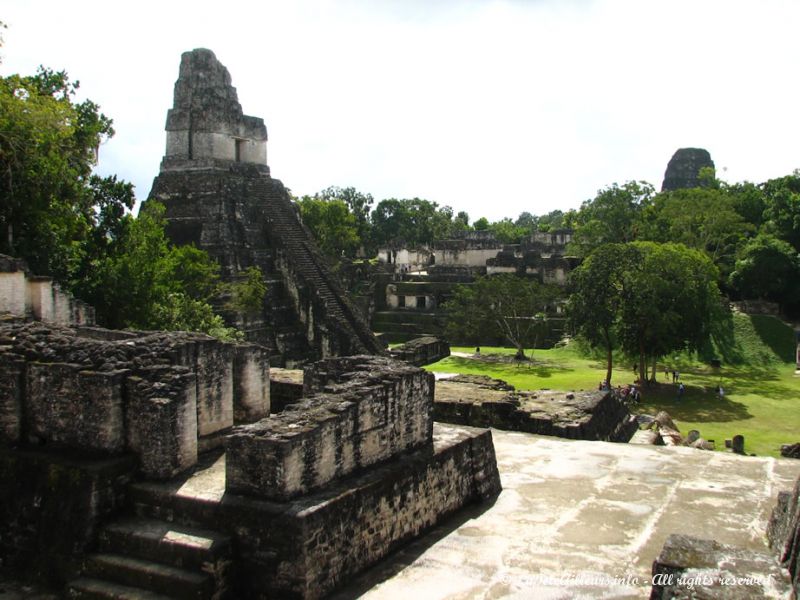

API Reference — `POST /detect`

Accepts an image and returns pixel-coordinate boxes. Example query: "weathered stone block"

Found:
[233,343,270,423]
[226,396,358,500]
[0,352,24,444]
[26,363,127,453]
[227,357,434,500]
[0,270,27,316]
[194,339,234,440]
[650,533,791,599]
[126,367,198,479]
[0,447,135,589]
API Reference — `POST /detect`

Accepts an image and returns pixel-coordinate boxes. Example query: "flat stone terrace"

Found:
[334,431,800,599]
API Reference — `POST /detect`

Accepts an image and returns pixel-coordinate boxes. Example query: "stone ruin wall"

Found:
[0,319,269,479]
[0,254,95,327]
[434,375,638,443]
[227,356,434,500]
[218,354,501,597]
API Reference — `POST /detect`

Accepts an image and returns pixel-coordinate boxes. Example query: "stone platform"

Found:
[433,375,638,442]
[126,423,500,598]
[333,431,800,599]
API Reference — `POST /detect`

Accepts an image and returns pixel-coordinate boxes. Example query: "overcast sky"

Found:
[3,0,800,221]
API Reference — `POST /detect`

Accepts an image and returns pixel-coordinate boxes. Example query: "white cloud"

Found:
[3,0,800,220]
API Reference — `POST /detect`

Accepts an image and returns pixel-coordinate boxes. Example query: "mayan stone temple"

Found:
[147,48,384,367]
[0,49,502,599]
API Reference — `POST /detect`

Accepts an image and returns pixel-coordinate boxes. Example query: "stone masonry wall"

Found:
[220,424,501,599]
[0,254,95,326]
[0,448,135,587]
[226,355,433,500]
[0,320,269,479]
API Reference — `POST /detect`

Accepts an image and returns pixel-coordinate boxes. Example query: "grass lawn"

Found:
[427,321,800,458]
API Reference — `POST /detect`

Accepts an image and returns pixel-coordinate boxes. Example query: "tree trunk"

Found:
[638,339,646,386]
[604,328,613,386]
[650,356,658,382]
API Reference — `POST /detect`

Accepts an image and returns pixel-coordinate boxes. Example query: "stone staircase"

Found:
[255,179,384,356]
[67,515,232,599]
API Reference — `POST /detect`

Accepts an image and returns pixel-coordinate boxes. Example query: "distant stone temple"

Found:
[147,49,383,366]
[372,229,577,342]
[661,147,715,192]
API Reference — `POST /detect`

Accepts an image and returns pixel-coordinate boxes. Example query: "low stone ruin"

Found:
[782,443,800,459]
[433,374,638,442]
[227,356,434,500]
[0,318,269,478]
[387,335,450,366]
[0,254,94,327]
[0,316,501,598]
[631,411,714,450]
[651,473,800,598]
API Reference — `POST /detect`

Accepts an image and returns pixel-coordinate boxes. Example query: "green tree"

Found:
[639,187,752,278]
[728,233,800,306]
[617,242,721,383]
[570,242,721,385]
[225,266,268,316]
[571,181,654,256]
[489,218,528,243]
[761,172,800,251]
[296,196,360,260]
[446,275,560,359]
[83,203,239,338]
[473,217,490,231]
[568,244,639,385]
[0,67,132,281]
[370,198,458,247]
[315,186,374,251]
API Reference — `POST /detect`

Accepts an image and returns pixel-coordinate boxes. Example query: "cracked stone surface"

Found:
[334,430,800,599]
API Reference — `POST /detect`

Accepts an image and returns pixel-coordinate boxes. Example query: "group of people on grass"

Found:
[598,365,725,403]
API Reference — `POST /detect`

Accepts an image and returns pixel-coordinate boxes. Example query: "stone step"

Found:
[99,516,231,572]
[82,553,212,600]
[68,577,172,600]
[129,483,221,529]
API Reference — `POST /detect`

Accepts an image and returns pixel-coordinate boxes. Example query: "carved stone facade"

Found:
[147,49,384,366]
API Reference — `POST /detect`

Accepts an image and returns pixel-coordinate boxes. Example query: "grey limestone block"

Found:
[233,343,270,423]
[26,362,128,453]
[126,367,198,479]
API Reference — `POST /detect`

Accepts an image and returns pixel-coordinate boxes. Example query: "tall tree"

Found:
[617,242,721,383]
[370,198,457,247]
[0,67,133,281]
[568,243,638,385]
[315,186,374,251]
[571,181,654,256]
[761,172,800,252]
[446,275,559,359]
[639,187,752,279]
[296,196,360,260]
[728,233,800,307]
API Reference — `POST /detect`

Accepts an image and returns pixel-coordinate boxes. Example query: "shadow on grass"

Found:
[641,383,753,423]
[752,314,796,363]
[436,355,573,379]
